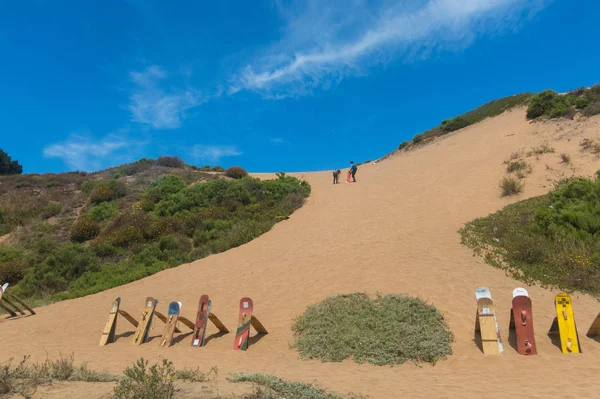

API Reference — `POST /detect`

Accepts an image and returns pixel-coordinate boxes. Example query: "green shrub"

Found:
[0,247,27,284]
[70,217,101,243]
[157,156,184,168]
[583,102,600,117]
[412,134,424,143]
[398,141,409,150]
[141,175,186,211]
[527,90,559,119]
[229,373,364,399]
[114,358,175,399]
[89,181,126,204]
[0,149,23,175]
[87,201,116,222]
[440,116,470,132]
[40,202,62,219]
[99,210,157,247]
[291,293,453,366]
[500,176,523,196]
[506,161,528,173]
[225,166,248,179]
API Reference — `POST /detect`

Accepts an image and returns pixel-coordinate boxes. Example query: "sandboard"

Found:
[160,301,181,347]
[192,295,210,347]
[99,297,120,346]
[510,288,536,355]
[550,293,581,353]
[345,170,351,183]
[234,297,253,351]
[586,313,600,338]
[475,287,504,354]
[132,297,157,345]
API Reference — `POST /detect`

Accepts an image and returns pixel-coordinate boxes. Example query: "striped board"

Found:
[99,297,120,346]
[549,293,581,353]
[160,301,181,347]
[475,287,504,354]
[132,297,157,345]
[234,297,253,351]
[510,288,536,355]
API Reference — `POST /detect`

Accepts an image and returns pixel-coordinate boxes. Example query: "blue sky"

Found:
[1,0,599,174]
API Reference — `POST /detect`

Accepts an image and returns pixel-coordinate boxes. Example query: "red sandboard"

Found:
[511,292,537,355]
[192,295,210,347]
[233,297,253,351]
[345,170,351,183]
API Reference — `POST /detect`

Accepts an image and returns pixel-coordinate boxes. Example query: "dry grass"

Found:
[579,137,600,154]
[560,153,571,164]
[499,176,523,196]
[526,143,555,157]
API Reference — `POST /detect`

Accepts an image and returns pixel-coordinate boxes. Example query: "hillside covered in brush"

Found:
[0,157,310,305]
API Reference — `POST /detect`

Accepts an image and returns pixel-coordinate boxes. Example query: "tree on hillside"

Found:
[0,149,23,175]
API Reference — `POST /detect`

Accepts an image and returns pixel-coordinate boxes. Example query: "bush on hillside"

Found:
[225,166,248,179]
[70,217,101,243]
[87,201,116,222]
[113,358,175,399]
[141,175,186,211]
[157,156,184,168]
[412,134,424,143]
[526,90,572,119]
[499,176,523,196]
[0,247,27,284]
[440,116,470,132]
[88,181,127,204]
[398,141,409,150]
[292,293,453,366]
[40,202,62,219]
[461,175,600,298]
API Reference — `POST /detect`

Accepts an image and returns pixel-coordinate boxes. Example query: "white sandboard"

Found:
[513,287,529,298]
[1,283,8,293]
[475,287,504,353]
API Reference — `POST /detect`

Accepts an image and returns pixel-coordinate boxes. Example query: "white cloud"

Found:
[191,145,243,163]
[233,0,550,97]
[43,132,144,171]
[128,65,204,129]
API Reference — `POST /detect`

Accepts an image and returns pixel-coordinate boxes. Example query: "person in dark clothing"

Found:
[333,169,341,184]
[349,161,357,182]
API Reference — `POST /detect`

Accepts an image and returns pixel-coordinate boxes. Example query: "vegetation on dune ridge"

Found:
[394,84,600,157]
[0,158,310,306]
[461,173,600,299]
[291,293,453,366]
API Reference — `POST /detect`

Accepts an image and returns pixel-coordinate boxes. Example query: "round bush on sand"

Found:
[292,293,453,366]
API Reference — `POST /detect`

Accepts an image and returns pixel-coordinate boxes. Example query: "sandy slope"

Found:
[2,108,600,398]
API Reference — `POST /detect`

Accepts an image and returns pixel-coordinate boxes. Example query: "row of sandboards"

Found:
[475,287,600,355]
[100,295,268,350]
[0,283,36,317]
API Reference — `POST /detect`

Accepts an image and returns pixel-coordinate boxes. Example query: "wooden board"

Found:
[132,297,157,345]
[511,293,537,355]
[192,295,210,347]
[554,293,581,353]
[99,298,120,346]
[234,297,253,351]
[155,311,181,333]
[160,302,181,347]
[476,297,500,355]
[586,313,600,338]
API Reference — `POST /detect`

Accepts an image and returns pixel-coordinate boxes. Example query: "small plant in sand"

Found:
[579,138,600,154]
[291,293,453,366]
[230,373,365,399]
[526,144,555,157]
[560,153,571,164]
[506,160,529,174]
[114,358,175,399]
[500,176,523,197]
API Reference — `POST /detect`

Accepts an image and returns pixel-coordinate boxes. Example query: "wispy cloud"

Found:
[43,132,144,171]
[128,65,204,129]
[191,145,243,163]
[233,0,549,97]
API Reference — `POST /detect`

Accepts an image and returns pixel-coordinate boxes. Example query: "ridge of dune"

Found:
[2,107,600,398]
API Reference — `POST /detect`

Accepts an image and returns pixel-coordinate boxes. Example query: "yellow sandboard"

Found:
[99,298,120,346]
[133,297,157,345]
[554,293,581,353]
[475,297,500,355]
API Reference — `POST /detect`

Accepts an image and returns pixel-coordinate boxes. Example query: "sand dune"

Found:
[2,107,600,398]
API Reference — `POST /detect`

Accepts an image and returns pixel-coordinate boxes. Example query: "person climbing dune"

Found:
[349,161,357,182]
[332,169,341,184]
